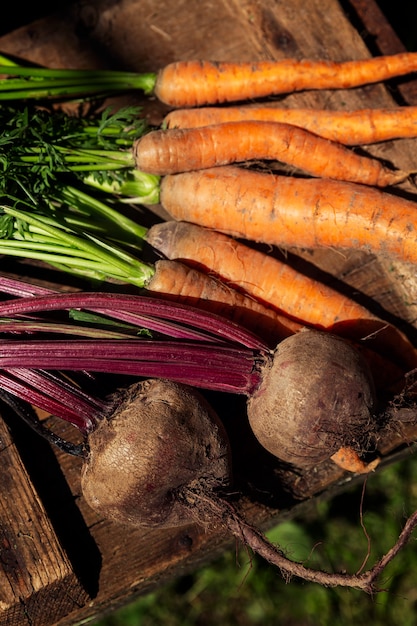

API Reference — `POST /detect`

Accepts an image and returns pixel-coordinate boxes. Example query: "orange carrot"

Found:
[154,53,417,106]
[150,261,406,392]
[134,122,407,187]
[159,165,417,267]
[147,221,417,371]
[164,105,417,146]
[147,222,377,326]
[147,259,302,345]
[330,447,380,474]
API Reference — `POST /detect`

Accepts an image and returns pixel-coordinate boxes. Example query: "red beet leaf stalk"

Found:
[0,277,266,427]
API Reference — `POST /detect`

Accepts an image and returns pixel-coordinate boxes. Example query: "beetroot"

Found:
[78,375,409,593]
[247,330,377,469]
[81,379,231,528]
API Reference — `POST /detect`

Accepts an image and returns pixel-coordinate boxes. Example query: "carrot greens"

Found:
[0,53,157,101]
[0,103,159,284]
[0,200,155,285]
[0,104,158,203]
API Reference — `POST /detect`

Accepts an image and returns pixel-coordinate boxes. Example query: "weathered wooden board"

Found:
[0,0,417,624]
[0,407,89,625]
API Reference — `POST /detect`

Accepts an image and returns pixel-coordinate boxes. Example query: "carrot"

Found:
[147,221,417,372]
[160,165,417,267]
[330,446,380,474]
[154,53,417,106]
[146,259,302,345]
[134,122,408,187]
[164,105,417,146]
[148,261,408,392]
[4,51,417,108]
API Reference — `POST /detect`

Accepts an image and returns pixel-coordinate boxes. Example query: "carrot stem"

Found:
[0,204,155,286]
[0,55,157,100]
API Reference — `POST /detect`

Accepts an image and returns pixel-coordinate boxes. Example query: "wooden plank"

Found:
[0,408,89,625]
[0,0,416,624]
[347,0,417,102]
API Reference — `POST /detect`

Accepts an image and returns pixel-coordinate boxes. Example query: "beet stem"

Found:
[0,370,99,432]
[0,339,263,394]
[0,388,87,457]
[0,292,268,349]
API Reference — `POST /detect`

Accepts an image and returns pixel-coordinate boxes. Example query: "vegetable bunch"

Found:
[1,272,417,592]
[1,47,417,593]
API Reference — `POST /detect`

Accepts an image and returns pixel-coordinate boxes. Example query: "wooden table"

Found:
[1,0,417,623]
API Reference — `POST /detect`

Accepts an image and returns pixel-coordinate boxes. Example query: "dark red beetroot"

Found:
[81,379,231,528]
[247,330,377,471]
[0,285,382,473]
[78,376,414,592]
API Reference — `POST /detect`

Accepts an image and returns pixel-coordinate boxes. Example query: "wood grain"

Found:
[0,411,88,625]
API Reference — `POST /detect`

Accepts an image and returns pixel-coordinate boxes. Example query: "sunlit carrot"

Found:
[159,165,417,276]
[147,259,302,345]
[149,260,406,393]
[4,51,417,106]
[153,53,417,106]
[164,105,417,146]
[147,221,417,371]
[134,122,408,187]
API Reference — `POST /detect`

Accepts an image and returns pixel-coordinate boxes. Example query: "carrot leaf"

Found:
[0,54,157,100]
[0,201,156,286]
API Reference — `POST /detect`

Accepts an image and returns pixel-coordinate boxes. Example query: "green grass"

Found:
[92,455,417,625]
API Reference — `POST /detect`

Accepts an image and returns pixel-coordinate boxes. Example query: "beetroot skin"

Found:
[247,330,377,469]
[81,379,231,528]
[79,350,410,593]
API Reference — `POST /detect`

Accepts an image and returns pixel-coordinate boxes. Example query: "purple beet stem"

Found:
[0,339,262,394]
[0,291,268,350]
[0,276,267,429]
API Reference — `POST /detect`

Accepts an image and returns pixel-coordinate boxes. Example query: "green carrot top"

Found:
[0,103,159,202]
[0,103,161,286]
[0,53,157,101]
